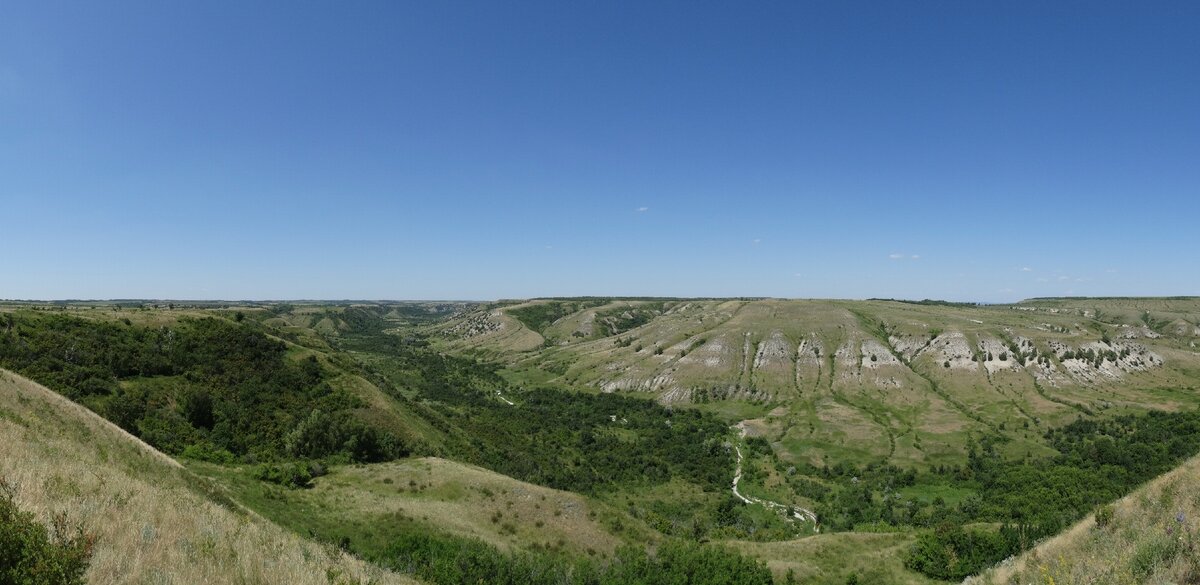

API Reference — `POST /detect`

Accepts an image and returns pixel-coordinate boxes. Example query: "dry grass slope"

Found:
[980,453,1200,585]
[0,368,419,585]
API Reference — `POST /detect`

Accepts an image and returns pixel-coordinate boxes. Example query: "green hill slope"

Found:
[0,368,416,585]
[7,298,1200,584]
[980,451,1200,584]
[437,298,1200,468]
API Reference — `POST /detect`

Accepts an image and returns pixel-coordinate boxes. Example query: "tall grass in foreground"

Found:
[0,369,416,585]
[982,453,1200,584]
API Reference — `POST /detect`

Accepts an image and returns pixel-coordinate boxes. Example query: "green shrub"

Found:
[180,442,235,464]
[1094,504,1114,528]
[0,477,94,585]
[1130,534,1180,578]
[905,524,1015,580]
[380,531,773,585]
[252,462,327,489]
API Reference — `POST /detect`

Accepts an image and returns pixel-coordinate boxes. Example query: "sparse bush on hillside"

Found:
[0,477,94,585]
[252,461,328,489]
[507,300,609,333]
[591,302,672,337]
[1095,503,1114,528]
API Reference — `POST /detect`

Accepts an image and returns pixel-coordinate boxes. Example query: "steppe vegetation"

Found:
[3,296,1200,584]
[0,368,413,585]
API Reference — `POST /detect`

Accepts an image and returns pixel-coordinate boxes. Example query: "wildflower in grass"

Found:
[1038,563,1056,585]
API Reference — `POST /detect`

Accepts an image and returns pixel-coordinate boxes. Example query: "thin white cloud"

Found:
[999,288,1014,293]
[1021,267,1032,272]
[889,253,905,259]
[1058,276,1070,281]
[752,238,762,245]
[636,206,649,212]
[1036,277,1049,283]
[910,254,920,259]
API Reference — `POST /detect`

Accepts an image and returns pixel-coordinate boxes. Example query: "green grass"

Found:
[436,297,1200,473]
[189,457,643,559]
[727,532,938,585]
[898,484,976,506]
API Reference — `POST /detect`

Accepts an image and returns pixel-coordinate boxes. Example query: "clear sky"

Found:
[2,1,1197,301]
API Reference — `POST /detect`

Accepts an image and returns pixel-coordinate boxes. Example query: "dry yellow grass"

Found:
[0,368,419,585]
[980,454,1200,585]
[308,457,630,555]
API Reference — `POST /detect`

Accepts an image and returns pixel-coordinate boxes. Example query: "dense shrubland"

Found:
[591,302,673,338]
[335,312,735,495]
[3,308,769,581]
[379,531,773,585]
[787,409,1200,579]
[10,304,1200,583]
[506,299,611,334]
[0,312,408,464]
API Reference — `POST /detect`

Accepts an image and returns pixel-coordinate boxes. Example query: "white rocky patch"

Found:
[753,331,792,370]
[742,332,752,374]
[977,337,1020,374]
[834,341,858,368]
[860,339,900,369]
[1043,339,1164,384]
[677,336,736,368]
[796,338,823,365]
[921,332,979,371]
[1119,325,1162,339]
[599,374,676,393]
[889,335,929,360]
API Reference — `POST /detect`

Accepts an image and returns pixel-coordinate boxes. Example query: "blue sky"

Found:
[2,1,1197,301]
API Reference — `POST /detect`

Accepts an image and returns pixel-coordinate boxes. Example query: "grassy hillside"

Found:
[0,306,466,458]
[728,532,937,585]
[429,297,1200,579]
[436,298,1200,468]
[980,451,1200,584]
[190,456,645,560]
[0,304,797,583]
[0,368,415,584]
[7,298,1200,584]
